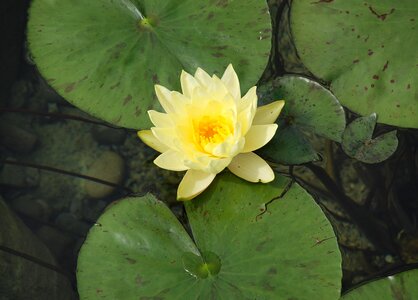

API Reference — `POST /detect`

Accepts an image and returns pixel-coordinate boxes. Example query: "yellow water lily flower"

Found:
[138,64,284,201]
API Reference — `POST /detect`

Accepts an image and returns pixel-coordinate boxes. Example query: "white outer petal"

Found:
[237,86,258,135]
[177,170,216,201]
[137,130,170,153]
[221,64,241,100]
[253,100,285,125]
[151,127,178,151]
[242,124,278,153]
[228,152,274,183]
[154,150,188,171]
[181,70,200,97]
[154,85,175,113]
[194,68,213,86]
[148,110,172,127]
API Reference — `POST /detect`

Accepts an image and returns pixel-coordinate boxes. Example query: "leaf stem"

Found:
[1,160,133,194]
[305,162,397,254]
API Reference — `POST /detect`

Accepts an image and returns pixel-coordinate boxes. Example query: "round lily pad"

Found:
[342,268,418,299]
[28,0,271,129]
[77,173,342,299]
[342,113,398,163]
[258,75,346,164]
[290,0,418,128]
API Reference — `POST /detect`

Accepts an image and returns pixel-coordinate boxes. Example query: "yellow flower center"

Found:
[194,115,233,150]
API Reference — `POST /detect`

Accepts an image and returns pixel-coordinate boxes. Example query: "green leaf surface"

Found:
[291,0,418,128]
[342,268,418,300]
[342,113,398,163]
[28,0,271,129]
[258,75,345,164]
[77,173,342,299]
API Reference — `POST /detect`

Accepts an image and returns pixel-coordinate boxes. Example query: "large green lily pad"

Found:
[291,0,418,128]
[342,113,398,163]
[77,173,342,299]
[258,75,346,164]
[28,0,271,129]
[342,268,418,299]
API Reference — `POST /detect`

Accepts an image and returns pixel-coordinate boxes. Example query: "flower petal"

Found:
[242,124,278,153]
[137,130,170,153]
[177,170,216,201]
[237,86,258,135]
[154,85,176,113]
[184,155,231,174]
[151,127,178,150]
[194,68,213,86]
[228,152,274,183]
[148,110,172,127]
[221,64,241,100]
[154,150,188,171]
[253,100,285,125]
[181,70,200,97]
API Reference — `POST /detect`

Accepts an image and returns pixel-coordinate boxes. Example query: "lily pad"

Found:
[28,0,271,129]
[77,173,342,299]
[258,75,346,164]
[342,268,418,299]
[342,113,398,163]
[291,0,418,128]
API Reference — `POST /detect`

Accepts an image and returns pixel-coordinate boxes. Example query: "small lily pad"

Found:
[28,0,271,129]
[77,173,342,299]
[291,0,418,128]
[342,113,398,163]
[258,75,346,164]
[342,268,418,299]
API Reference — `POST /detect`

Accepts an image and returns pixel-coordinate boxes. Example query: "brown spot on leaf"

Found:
[383,60,389,71]
[353,59,360,64]
[207,12,214,20]
[372,75,379,80]
[123,95,132,105]
[152,74,159,84]
[212,52,224,58]
[407,84,411,89]
[135,275,143,287]
[367,49,374,56]
[212,45,228,51]
[110,82,120,90]
[135,106,142,117]
[368,6,395,21]
[216,0,228,8]
[125,257,137,264]
[112,115,122,124]
[65,82,76,93]
[267,267,278,275]
[390,79,395,83]
[311,0,334,3]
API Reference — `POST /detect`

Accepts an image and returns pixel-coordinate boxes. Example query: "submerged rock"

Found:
[0,122,38,154]
[84,151,125,199]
